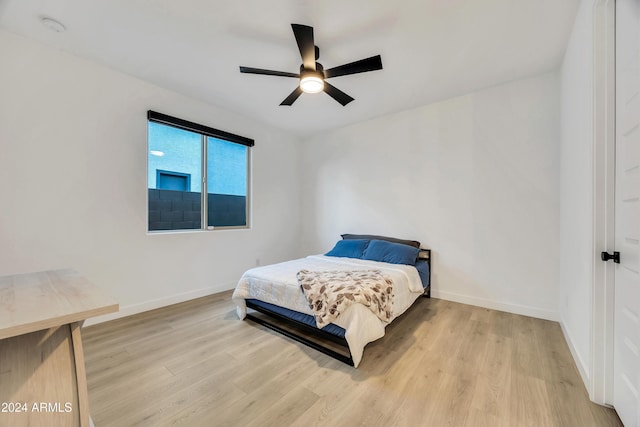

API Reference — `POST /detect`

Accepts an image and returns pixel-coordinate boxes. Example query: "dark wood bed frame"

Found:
[244,249,431,366]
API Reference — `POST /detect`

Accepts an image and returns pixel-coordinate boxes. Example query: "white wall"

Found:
[300,72,561,320]
[0,30,301,323]
[558,0,594,386]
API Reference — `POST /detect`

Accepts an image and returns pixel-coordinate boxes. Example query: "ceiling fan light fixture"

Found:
[299,72,324,93]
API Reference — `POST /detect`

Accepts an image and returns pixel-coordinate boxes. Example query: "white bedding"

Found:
[232,255,424,367]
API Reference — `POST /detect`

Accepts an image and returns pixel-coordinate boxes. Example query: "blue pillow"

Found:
[325,239,370,259]
[362,239,419,265]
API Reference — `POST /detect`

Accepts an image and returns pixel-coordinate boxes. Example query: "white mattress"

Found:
[232,255,424,367]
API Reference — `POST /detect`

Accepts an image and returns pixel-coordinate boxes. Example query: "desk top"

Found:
[0,269,119,340]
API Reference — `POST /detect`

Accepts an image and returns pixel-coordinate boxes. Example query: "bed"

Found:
[232,234,431,367]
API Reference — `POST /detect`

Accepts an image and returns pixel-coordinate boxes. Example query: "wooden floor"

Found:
[82,292,622,427]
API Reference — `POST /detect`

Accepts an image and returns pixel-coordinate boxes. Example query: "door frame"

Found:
[590,0,616,406]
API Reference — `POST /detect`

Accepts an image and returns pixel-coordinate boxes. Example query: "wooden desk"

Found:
[0,270,118,427]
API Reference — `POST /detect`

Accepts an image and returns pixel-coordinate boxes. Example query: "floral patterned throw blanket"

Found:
[297,269,394,328]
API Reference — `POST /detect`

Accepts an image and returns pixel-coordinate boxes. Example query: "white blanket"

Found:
[232,255,424,367]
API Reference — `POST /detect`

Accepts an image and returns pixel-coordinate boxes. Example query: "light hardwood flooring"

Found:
[82,292,622,426]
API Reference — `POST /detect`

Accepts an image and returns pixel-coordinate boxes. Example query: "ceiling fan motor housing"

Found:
[300,62,324,74]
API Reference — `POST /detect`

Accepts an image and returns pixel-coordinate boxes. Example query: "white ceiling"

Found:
[0,0,579,137]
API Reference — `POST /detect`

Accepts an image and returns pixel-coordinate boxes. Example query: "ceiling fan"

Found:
[239,24,383,106]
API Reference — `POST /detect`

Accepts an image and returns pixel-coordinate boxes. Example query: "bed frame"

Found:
[244,249,431,366]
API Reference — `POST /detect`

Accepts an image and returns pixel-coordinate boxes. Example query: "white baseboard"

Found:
[559,319,590,390]
[431,289,559,321]
[83,282,236,327]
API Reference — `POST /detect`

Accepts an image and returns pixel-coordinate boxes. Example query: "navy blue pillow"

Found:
[325,239,370,259]
[362,239,419,265]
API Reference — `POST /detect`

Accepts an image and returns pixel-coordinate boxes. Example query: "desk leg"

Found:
[0,324,88,427]
[70,322,90,427]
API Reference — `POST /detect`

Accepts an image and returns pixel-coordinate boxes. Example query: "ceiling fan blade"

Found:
[239,66,300,78]
[323,82,354,106]
[280,87,303,106]
[324,55,383,78]
[291,24,316,71]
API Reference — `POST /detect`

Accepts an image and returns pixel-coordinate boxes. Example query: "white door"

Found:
[615,1,640,425]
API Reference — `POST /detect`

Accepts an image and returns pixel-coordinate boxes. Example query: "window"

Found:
[147,111,253,232]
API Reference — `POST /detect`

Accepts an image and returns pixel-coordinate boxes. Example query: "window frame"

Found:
[147,110,253,233]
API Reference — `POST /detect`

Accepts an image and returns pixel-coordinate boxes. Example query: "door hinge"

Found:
[601,251,620,264]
